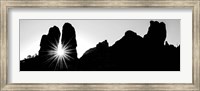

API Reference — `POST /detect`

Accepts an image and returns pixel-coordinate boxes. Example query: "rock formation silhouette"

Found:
[78,21,180,71]
[20,23,78,71]
[20,21,180,71]
[61,23,78,61]
[144,21,166,46]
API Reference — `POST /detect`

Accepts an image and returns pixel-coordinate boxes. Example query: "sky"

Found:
[20,19,180,60]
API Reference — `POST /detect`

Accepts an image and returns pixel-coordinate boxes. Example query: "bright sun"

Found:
[56,43,64,56]
[47,38,75,70]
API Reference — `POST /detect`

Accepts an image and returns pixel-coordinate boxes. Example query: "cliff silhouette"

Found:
[20,21,180,71]
[21,23,78,71]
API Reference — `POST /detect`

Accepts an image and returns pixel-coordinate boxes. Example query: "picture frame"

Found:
[0,0,199,91]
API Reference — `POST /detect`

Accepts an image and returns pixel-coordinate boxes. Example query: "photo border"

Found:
[0,0,199,91]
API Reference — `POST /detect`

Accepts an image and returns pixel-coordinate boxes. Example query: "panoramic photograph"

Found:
[20,19,180,71]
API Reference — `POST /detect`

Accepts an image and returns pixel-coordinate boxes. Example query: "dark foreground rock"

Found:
[78,21,180,71]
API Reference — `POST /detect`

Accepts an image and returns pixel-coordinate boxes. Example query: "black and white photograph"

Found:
[20,19,180,71]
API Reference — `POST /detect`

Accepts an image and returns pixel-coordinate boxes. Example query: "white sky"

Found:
[20,19,180,60]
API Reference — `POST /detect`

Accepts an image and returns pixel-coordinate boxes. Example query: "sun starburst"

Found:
[45,38,76,70]
[56,44,65,56]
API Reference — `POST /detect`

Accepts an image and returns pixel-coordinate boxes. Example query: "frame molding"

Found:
[1,0,199,91]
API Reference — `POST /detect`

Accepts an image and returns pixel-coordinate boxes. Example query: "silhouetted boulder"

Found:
[60,23,78,70]
[61,23,78,61]
[144,21,166,46]
[39,26,61,56]
[96,40,109,50]
[78,40,110,70]
[37,26,61,70]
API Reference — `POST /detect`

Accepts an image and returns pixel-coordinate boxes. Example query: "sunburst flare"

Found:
[45,38,75,70]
